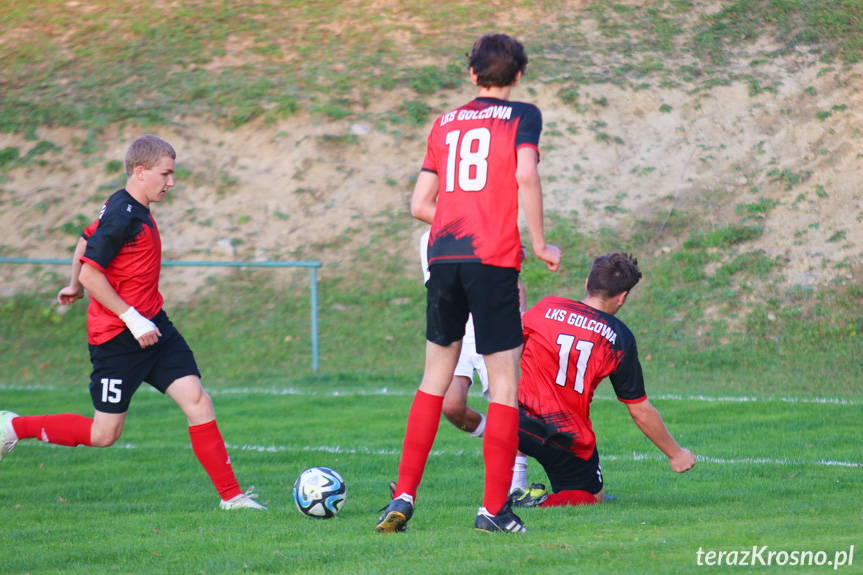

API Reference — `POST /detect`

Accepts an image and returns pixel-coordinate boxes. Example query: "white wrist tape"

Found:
[119,306,156,339]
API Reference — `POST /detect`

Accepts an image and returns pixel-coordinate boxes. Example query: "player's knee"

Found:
[185,389,215,423]
[90,427,122,447]
[194,388,213,410]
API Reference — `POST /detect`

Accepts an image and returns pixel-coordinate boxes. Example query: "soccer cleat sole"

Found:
[376,511,408,533]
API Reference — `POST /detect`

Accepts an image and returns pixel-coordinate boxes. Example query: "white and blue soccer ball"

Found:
[292,466,346,518]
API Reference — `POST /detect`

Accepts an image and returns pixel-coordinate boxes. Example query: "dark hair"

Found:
[586,252,642,298]
[467,34,528,88]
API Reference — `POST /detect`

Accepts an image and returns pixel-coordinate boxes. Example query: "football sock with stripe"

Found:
[482,402,519,514]
[541,490,599,507]
[189,420,242,501]
[395,390,443,500]
[12,414,93,447]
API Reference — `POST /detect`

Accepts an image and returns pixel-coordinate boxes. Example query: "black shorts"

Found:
[518,412,604,495]
[426,263,522,355]
[88,310,201,414]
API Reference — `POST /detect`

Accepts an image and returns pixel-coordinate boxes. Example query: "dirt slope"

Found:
[1,45,860,300]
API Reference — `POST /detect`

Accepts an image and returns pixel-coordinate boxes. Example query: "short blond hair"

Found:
[125,134,176,176]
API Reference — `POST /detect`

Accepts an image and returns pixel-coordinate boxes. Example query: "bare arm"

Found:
[516,147,561,272]
[626,399,696,473]
[410,171,440,225]
[57,237,88,305]
[79,262,161,348]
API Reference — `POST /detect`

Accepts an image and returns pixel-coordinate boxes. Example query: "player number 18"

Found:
[444,128,491,192]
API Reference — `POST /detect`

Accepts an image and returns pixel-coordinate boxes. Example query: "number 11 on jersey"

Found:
[555,334,594,394]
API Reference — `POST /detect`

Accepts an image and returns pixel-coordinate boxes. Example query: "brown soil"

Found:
[1,56,860,301]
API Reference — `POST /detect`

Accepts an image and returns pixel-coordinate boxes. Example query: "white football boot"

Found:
[0,411,19,463]
[220,486,267,510]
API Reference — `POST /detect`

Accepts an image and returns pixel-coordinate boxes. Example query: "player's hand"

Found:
[136,326,162,349]
[119,306,162,348]
[57,284,84,305]
[534,244,562,272]
[669,448,696,473]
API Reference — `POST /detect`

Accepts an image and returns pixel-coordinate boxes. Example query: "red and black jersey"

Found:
[422,97,541,271]
[80,189,163,345]
[518,296,647,459]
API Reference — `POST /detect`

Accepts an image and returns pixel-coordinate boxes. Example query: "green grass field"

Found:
[0,379,859,574]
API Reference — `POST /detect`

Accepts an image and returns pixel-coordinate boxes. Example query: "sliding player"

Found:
[516,252,695,507]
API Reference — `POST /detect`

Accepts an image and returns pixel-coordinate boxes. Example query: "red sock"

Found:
[189,420,242,501]
[482,402,519,514]
[541,490,599,507]
[12,414,93,447]
[395,390,443,500]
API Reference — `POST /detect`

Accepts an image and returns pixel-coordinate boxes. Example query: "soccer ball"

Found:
[292,466,346,518]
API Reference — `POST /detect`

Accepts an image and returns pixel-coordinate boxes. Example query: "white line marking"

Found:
[16,441,861,467]
[237,445,861,467]
[648,393,860,406]
[3,383,858,405]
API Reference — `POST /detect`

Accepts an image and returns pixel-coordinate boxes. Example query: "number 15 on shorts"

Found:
[100,378,123,404]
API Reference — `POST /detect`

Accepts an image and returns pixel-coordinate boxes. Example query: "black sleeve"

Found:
[82,211,138,270]
[608,334,647,402]
[514,104,542,150]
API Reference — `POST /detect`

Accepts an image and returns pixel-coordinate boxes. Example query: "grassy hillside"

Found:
[2,1,862,131]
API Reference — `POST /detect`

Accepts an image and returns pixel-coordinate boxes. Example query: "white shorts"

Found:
[454,316,489,400]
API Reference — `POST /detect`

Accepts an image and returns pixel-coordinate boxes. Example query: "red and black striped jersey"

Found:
[518,296,647,458]
[80,189,163,345]
[422,97,541,271]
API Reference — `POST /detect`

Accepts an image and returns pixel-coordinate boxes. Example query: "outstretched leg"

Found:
[10,413,101,447]
[1,409,124,464]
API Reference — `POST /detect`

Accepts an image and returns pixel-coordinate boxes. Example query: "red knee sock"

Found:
[395,390,443,500]
[12,414,93,447]
[189,420,242,501]
[482,402,519,514]
[541,490,599,507]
